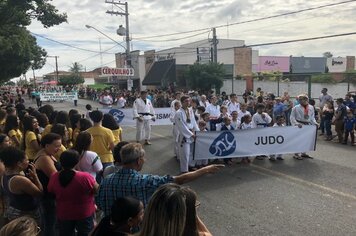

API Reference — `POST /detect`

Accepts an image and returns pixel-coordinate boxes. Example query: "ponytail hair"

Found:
[59,150,80,187]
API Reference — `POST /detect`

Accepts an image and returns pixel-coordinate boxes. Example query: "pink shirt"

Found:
[48,171,96,220]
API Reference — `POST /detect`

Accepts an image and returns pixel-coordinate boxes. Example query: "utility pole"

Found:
[47,55,59,82]
[105,0,130,65]
[105,0,131,89]
[212,28,218,63]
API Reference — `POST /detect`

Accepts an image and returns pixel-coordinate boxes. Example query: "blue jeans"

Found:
[41,197,57,236]
[319,116,325,133]
[324,119,332,136]
[58,215,94,236]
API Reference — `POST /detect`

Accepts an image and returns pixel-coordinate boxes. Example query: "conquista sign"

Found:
[101,67,134,77]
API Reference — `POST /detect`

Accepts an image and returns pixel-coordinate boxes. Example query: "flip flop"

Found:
[293,154,303,160]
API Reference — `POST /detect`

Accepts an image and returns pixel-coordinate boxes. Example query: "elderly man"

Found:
[96,143,223,216]
[133,91,155,145]
[290,94,319,160]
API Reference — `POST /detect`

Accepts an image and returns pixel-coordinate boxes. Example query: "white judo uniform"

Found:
[174,107,199,173]
[133,97,155,142]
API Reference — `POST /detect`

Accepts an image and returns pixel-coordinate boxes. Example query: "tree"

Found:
[0,0,67,83]
[323,52,333,58]
[69,62,84,74]
[58,74,84,86]
[184,63,225,93]
[58,62,85,85]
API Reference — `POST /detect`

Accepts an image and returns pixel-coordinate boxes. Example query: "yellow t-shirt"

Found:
[25,131,40,160]
[112,127,122,145]
[8,129,23,147]
[42,124,53,137]
[87,126,114,163]
[54,144,66,161]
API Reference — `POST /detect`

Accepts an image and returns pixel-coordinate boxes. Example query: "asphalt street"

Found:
[37,98,356,236]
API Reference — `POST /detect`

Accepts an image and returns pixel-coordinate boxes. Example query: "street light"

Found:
[85,25,126,51]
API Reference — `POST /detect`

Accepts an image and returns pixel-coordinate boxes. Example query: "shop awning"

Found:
[142,59,176,86]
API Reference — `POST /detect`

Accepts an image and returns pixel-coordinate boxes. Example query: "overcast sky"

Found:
[24,0,356,79]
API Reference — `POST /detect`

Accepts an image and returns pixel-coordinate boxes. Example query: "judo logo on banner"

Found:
[109,109,125,123]
[209,131,236,156]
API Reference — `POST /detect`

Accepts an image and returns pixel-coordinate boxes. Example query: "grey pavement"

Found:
[29,98,356,236]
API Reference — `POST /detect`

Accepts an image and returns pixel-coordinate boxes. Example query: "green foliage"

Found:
[343,70,356,85]
[0,0,67,82]
[59,74,84,86]
[184,63,225,93]
[58,62,85,85]
[253,71,282,81]
[311,74,336,83]
[69,62,84,74]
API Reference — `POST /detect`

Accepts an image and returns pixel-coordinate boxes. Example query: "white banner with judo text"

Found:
[193,125,317,160]
[101,108,172,126]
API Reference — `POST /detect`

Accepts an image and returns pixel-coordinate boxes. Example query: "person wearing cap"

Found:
[273,97,285,122]
[133,91,156,145]
[290,94,318,160]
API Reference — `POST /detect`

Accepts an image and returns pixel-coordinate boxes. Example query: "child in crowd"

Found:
[85,104,92,120]
[230,111,241,130]
[269,115,285,161]
[196,120,209,168]
[220,117,234,165]
[343,111,356,145]
[195,106,206,121]
[200,112,211,131]
[322,101,334,141]
[240,114,252,163]
[237,103,251,121]
[252,103,272,160]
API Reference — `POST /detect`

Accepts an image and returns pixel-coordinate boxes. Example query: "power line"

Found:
[132,0,356,40]
[228,31,356,49]
[77,44,121,63]
[133,30,210,43]
[31,32,117,54]
[229,7,355,37]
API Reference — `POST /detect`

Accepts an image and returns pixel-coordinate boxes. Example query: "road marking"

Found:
[123,127,167,138]
[251,164,356,202]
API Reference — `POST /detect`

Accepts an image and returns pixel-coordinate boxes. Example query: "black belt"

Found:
[138,113,153,116]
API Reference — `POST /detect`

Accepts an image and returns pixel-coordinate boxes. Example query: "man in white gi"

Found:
[133,91,156,145]
[175,95,199,173]
[290,94,319,160]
